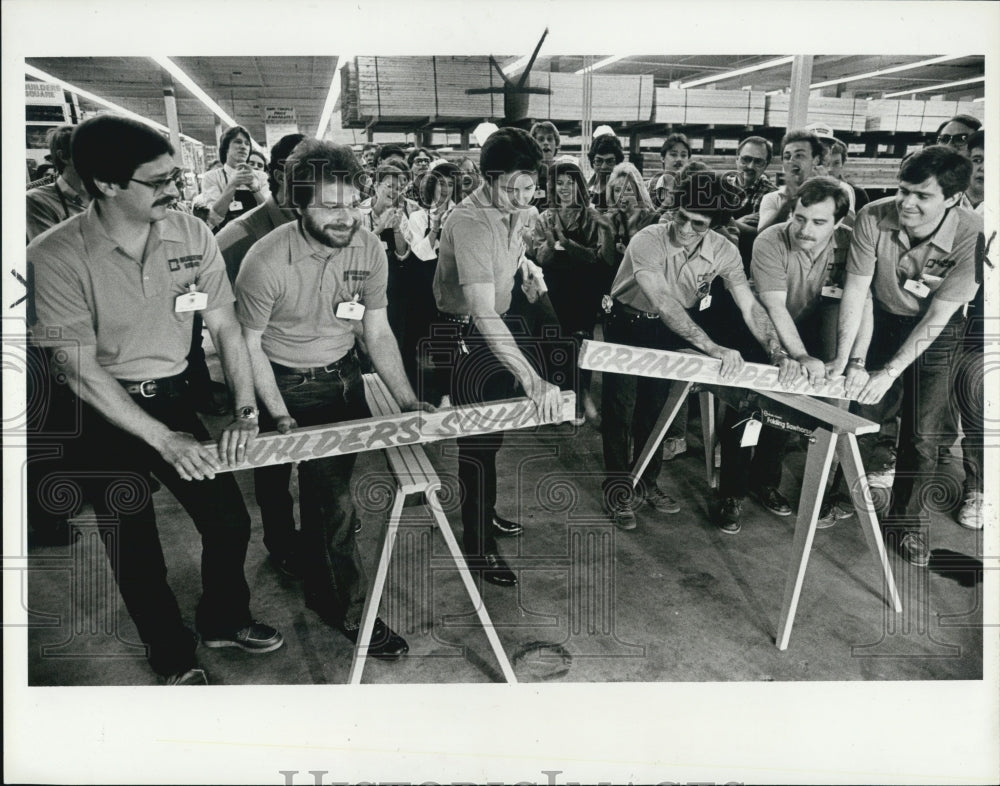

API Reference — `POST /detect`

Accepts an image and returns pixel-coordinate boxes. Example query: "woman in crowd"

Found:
[601,162,660,271]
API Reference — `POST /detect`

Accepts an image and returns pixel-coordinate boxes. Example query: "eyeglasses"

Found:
[937,133,970,146]
[593,155,618,166]
[738,155,768,168]
[131,167,182,190]
[674,210,712,233]
[413,157,431,165]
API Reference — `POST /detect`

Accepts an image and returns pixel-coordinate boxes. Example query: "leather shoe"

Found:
[340,617,409,660]
[490,514,523,537]
[470,551,517,587]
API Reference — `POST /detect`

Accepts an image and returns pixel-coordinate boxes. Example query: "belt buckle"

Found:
[138,380,157,398]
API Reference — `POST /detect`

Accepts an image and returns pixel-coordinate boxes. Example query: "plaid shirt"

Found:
[743,173,778,214]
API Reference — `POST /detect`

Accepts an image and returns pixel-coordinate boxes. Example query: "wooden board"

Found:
[654,88,766,126]
[204,389,577,473]
[765,95,867,133]
[513,73,653,123]
[578,340,857,400]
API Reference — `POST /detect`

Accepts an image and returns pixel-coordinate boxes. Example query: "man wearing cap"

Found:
[601,171,799,530]
[830,146,982,566]
[29,115,284,686]
[236,139,428,657]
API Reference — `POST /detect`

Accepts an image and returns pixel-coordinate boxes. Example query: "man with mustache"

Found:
[29,115,284,685]
[830,146,982,566]
[236,140,430,658]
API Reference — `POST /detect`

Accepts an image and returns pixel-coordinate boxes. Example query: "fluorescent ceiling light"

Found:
[151,56,241,132]
[575,55,626,75]
[973,96,985,103]
[680,56,794,89]
[25,64,201,144]
[317,54,351,138]
[810,55,970,89]
[502,55,532,76]
[883,76,985,98]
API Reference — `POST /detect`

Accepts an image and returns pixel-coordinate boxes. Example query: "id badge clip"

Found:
[228,200,243,212]
[175,284,208,313]
[903,278,930,298]
[822,285,844,299]
[699,294,713,311]
[336,295,366,321]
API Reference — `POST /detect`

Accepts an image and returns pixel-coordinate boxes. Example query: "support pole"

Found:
[787,55,814,129]
[161,73,182,162]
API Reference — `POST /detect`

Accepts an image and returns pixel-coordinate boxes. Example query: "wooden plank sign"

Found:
[204,391,577,473]
[579,340,856,400]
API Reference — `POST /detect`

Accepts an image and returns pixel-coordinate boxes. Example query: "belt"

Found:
[270,350,358,378]
[613,300,660,320]
[436,311,509,325]
[118,373,189,399]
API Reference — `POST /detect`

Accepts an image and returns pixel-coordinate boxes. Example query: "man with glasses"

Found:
[830,146,982,566]
[28,115,284,686]
[934,114,982,157]
[601,171,798,530]
[588,133,626,210]
[432,127,563,586]
[236,139,428,658]
[404,147,434,202]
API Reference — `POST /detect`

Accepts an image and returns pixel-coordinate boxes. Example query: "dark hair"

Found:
[671,170,743,228]
[898,145,972,199]
[420,161,460,207]
[660,133,691,158]
[362,143,379,155]
[935,114,983,136]
[248,149,267,167]
[46,125,75,173]
[479,127,543,181]
[377,144,406,163]
[529,120,561,146]
[547,159,590,211]
[737,135,773,165]
[780,129,824,161]
[967,129,984,153]
[219,125,252,164]
[677,160,709,184]
[283,139,364,210]
[72,115,173,199]
[587,134,625,166]
[373,161,409,185]
[795,176,851,223]
[407,147,434,168]
[267,133,306,197]
[829,139,848,163]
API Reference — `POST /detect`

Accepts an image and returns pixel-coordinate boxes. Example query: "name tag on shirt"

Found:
[536,189,546,200]
[336,301,366,320]
[380,240,389,250]
[554,241,565,251]
[229,200,244,213]
[699,294,712,311]
[821,285,843,299]
[903,278,931,298]
[175,290,208,312]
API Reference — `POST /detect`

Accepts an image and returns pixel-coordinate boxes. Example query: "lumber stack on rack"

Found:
[340,60,362,127]
[765,95,867,132]
[433,56,500,120]
[865,98,984,133]
[654,88,766,126]
[356,56,436,121]
[509,73,653,123]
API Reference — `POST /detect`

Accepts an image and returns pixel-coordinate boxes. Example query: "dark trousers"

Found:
[253,463,297,558]
[79,382,252,676]
[957,320,984,496]
[443,317,520,560]
[855,306,965,530]
[262,354,369,627]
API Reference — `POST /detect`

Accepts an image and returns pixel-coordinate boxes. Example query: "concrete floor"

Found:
[26,374,985,686]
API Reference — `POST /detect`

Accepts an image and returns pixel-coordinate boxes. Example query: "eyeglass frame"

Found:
[130,167,183,191]
[937,133,970,146]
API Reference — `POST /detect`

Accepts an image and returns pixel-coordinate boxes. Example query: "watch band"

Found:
[237,405,259,420]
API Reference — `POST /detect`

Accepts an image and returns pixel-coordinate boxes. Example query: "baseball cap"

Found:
[593,125,616,139]
[804,122,837,141]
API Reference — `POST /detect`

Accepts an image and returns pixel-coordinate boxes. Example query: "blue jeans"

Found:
[262,353,370,627]
[856,306,965,531]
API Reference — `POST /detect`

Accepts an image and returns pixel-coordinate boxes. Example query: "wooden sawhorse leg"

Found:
[629,380,692,488]
[348,486,518,684]
[775,428,902,650]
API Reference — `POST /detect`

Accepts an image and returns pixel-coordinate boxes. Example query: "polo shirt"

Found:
[611,222,747,313]
[433,188,524,316]
[752,222,851,321]
[29,203,232,380]
[846,197,983,317]
[235,220,388,367]
[26,176,89,241]
[215,197,294,283]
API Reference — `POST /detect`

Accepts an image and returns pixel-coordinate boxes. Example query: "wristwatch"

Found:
[883,364,899,379]
[847,357,866,368]
[236,405,259,421]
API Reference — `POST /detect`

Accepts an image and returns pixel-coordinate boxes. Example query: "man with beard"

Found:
[235,140,430,657]
[29,115,284,685]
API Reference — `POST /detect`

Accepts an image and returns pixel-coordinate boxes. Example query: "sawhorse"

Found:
[347,374,518,684]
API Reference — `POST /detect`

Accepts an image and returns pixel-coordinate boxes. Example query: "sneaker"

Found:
[606,500,637,530]
[817,500,838,529]
[645,485,681,514]
[897,532,930,567]
[754,486,793,517]
[663,437,687,461]
[163,667,208,686]
[957,492,984,530]
[202,622,284,653]
[716,497,743,535]
[340,617,409,660]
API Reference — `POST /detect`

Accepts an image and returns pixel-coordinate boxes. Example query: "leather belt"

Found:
[436,311,508,324]
[270,350,358,378]
[614,300,660,320]
[118,373,188,399]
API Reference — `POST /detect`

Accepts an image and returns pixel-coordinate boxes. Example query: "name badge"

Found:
[175,290,208,312]
[554,241,565,251]
[699,294,713,311]
[380,240,389,250]
[821,285,844,299]
[903,278,930,298]
[740,418,762,447]
[536,189,546,199]
[336,300,366,321]
[228,200,243,212]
